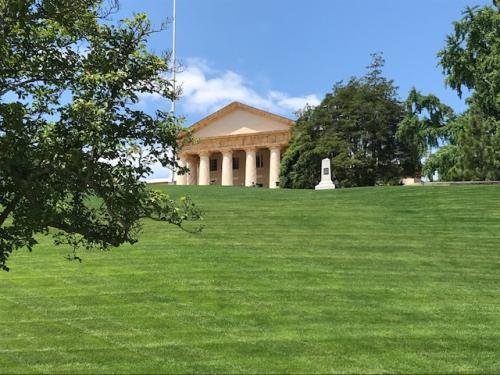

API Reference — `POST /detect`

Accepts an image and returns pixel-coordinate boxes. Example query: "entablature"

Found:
[180,130,291,157]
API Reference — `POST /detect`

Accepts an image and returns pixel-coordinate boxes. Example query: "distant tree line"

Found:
[281,1,499,188]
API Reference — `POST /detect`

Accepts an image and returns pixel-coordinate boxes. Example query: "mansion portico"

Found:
[175,102,294,188]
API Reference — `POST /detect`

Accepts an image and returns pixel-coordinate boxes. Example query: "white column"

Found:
[245,148,257,187]
[175,156,187,185]
[269,146,281,189]
[186,158,197,185]
[221,150,233,186]
[198,152,210,186]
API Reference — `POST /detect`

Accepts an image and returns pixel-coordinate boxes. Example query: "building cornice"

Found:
[181,129,290,156]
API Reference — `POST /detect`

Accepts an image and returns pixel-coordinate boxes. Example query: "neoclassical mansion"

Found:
[175,102,294,188]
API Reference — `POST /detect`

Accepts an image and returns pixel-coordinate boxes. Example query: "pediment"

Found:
[188,102,294,139]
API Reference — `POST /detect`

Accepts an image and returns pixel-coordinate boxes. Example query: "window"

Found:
[209,159,217,171]
[256,153,264,168]
[233,157,239,170]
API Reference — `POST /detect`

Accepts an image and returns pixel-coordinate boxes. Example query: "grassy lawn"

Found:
[1,185,500,373]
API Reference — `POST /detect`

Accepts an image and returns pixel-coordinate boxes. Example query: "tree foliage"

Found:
[396,88,454,177]
[0,0,201,271]
[424,1,500,180]
[280,54,405,188]
[423,112,500,181]
[438,1,499,118]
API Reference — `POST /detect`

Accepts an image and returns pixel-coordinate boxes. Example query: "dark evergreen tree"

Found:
[281,54,405,188]
[424,112,500,181]
[396,88,454,177]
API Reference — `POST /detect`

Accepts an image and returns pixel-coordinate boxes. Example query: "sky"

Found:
[112,0,491,179]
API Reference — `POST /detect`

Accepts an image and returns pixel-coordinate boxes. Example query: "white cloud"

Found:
[268,91,321,113]
[99,149,173,181]
[136,91,163,103]
[142,160,173,181]
[176,59,320,117]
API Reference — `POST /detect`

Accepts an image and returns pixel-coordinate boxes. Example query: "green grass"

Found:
[1,185,500,373]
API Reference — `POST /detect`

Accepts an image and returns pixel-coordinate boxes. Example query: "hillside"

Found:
[1,185,499,373]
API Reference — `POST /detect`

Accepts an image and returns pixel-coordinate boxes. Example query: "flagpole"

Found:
[171,0,177,183]
[171,0,176,114]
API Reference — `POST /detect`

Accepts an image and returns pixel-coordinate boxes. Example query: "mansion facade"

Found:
[175,102,294,189]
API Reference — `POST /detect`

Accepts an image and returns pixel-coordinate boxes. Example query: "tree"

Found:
[424,1,500,180]
[396,88,454,177]
[438,1,499,118]
[0,0,201,271]
[280,54,405,188]
[423,112,500,181]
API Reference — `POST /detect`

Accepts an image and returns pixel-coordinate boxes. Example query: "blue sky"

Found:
[114,0,490,178]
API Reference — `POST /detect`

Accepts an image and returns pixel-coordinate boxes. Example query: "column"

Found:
[269,146,281,189]
[245,148,257,187]
[175,156,187,185]
[221,150,233,186]
[198,151,210,186]
[186,158,197,185]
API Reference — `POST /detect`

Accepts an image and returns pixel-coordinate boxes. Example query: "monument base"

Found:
[315,181,336,190]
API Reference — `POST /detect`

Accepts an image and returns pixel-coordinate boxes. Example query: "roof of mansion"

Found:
[186,101,295,136]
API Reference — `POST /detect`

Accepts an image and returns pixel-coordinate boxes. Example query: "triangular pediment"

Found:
[187,102,294,139]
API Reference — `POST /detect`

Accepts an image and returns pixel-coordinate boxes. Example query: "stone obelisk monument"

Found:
[315,158,336,190]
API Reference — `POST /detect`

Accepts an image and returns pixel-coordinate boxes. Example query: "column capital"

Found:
[198,150,210,157]
[244,146,257,152]
[221,149,233,156]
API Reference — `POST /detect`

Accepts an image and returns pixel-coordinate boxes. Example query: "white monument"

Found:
[315,158,336,190]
